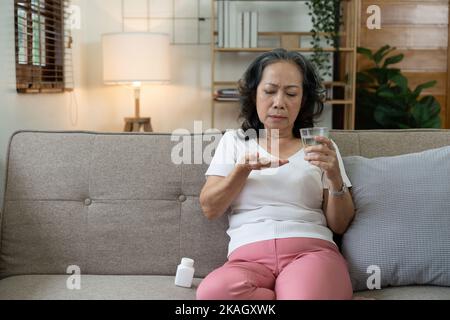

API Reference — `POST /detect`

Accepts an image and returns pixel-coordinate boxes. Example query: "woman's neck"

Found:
[259,129,296,151]
[261,128,295,141]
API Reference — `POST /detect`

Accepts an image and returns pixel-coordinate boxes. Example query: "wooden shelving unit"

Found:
[210,0,360,130]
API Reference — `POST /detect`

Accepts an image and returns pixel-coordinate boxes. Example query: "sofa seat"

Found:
[1,274,449,300]
[0,275,201,300]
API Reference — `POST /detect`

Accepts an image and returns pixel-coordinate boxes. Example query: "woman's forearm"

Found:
[200,164,252,219]
[325,179,355,235]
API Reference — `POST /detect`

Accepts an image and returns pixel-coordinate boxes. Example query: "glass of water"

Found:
[300,127,329,147]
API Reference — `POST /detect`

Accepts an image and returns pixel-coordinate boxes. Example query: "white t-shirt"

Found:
[205,129,352,256]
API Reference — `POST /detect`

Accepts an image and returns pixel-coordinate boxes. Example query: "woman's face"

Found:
[256,61,303,135]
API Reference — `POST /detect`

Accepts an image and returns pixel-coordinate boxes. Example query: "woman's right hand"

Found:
[237,152,289,171]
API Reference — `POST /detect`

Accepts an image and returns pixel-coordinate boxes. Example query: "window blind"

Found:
[15,0,73,93]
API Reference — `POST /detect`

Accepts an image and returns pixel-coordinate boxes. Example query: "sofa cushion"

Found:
[342,146,450,291]
[0,275,200,300]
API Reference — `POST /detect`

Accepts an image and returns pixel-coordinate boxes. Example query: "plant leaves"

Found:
[373,45,394,65]
[383,54,404,68]
[374,104,405,128]
[357,47,373,60]
[411,96,441,127]
[356,72,374,84]
[391,74,409,93]
[423,117,442,128]
[397,123,411,129]
[386,68,402,80]
[412,80,437,98]
[307,0,339,79]
[365,67,387,84]
[377,89,395,98]
[356,44,442,129]
[419,95,441,117]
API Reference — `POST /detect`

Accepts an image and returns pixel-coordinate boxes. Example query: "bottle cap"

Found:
[181,257,194,268]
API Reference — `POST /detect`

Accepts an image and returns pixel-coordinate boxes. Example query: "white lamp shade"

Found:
[102,32,170,85]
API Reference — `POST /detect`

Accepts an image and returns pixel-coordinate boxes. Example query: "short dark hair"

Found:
[237,48,325,138]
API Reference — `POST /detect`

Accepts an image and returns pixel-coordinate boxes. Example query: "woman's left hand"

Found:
[303,136,342,185]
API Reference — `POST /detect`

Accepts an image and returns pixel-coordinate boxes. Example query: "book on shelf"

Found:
[214,87,240,101]
[243,11,251,48]
[229,4,237,47]
[228,1,242,48]
[236,12,243,48]
[250,11,258,48]
[224,0,230,48]
[326,87,333,100]
[214,96,240,102]
[217,0,224,48]
[214,97,239,102]
[217,88,239,95]
[217,1,258,49]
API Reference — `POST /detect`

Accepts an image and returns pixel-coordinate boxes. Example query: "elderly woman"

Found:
[197,48,355,300]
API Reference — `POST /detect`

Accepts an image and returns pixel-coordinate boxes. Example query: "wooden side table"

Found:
[124,117,153,132]
[123,86,153,132]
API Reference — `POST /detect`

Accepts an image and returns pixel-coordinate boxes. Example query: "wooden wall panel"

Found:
[448,3,450,129]
[359,0,449,128]
[434,95,447,125]
[404,72,447,95]
[362,2,448,25]
[360,26,447,49]
[357,49,448,72]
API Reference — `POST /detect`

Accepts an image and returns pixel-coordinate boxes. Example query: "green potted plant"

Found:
[306,0,341,78]
[356,45,441,129]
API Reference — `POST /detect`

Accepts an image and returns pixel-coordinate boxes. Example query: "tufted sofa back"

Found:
[1,129,449,279]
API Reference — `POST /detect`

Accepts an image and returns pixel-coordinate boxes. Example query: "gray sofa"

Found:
[0,129,449,300]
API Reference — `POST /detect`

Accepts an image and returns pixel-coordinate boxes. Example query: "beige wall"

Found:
[0,0,332,206]
[0,0,90,207]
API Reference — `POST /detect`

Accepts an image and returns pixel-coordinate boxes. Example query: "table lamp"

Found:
[102,32,170,132]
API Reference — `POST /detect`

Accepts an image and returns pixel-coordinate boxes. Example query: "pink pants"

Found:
[196,237,353,300]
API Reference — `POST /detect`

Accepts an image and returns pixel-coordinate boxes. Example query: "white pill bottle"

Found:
[174,257,195,288]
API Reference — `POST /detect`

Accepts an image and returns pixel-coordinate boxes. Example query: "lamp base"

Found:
[124,117,153,132]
